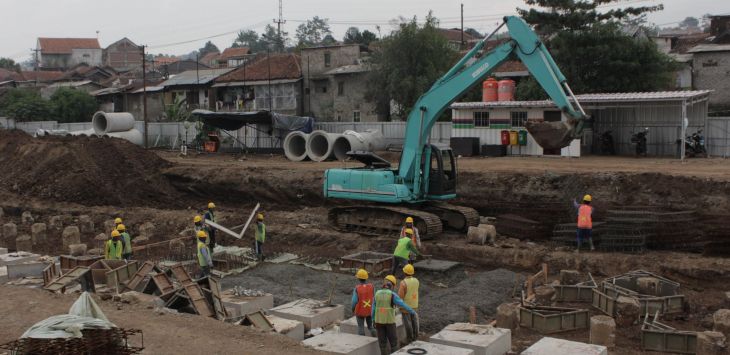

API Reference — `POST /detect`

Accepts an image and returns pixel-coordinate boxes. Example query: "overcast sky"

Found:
[1,0,726,62]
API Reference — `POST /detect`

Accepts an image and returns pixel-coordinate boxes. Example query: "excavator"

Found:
[324,16,588,238]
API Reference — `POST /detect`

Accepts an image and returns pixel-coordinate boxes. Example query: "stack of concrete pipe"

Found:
[91,111,144,145]
[283,129,386,162]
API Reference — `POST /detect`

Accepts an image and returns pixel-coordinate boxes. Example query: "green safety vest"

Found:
[197,241,210,267]
[255,223,266,243]
[374,289,396,324]
[403,277,419,309]
[106,240,122,260]
[393,237,412,259]
[121,232,132,254]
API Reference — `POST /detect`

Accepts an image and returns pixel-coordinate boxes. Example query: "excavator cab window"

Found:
[426,145,456,196]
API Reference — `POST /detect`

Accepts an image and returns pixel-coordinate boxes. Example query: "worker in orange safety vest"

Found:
[350,269,376,336]
[573,194,595,252]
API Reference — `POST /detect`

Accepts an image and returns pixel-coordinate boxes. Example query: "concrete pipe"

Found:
[283,131,310,162]
[67,128,96,137]
[306,130,342,162]
[103,129,144,146]
[92,111,135,134]
[332,129,386,161]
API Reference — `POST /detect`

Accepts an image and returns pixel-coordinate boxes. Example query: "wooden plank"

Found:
[151,273,175,295]
[208,277,228,320]
[170,263,194,286]
[44,266,95,293]
[238,203,260,239]
[184,284,214,317]
[125,261,157,291]
[42,263,59,287]
[244,311,273,331]
[105,261,139,293]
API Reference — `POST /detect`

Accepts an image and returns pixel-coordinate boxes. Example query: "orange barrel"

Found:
[482,78,498,102]
[497,79,516,101]
[509,130,518,145]
[500,130,510,145]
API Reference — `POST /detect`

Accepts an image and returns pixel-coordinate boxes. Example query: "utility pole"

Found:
[267,49,272,111]
[460,3,464,50]
[141,45,148,148]
[273,0,286,51]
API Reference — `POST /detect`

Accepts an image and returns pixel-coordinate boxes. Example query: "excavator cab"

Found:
[422,145,456,198]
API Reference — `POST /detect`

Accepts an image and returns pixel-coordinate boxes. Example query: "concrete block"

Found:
[429,323,511,355]
[393,340,476,355]
[267,314,305,341]
[139,222,156,238]
[496,303,519,331]
[713,309,730,338]
[78,215,94,234]
[521,337,607,355]
[49,216,63,230]
[60,214,73,225]
[0,207,3,218]
[589,315,615,348]
[340,313,405,340]
[0,266,7,283]
[62,226,81,250]
[534,285,555,306]
[560,270,581,285]
[269,298,344,331]
[696,331,727,355]
[0,247,7,254]
[31,223,47,244]
[301,331,378,355]
[413,259,460,272]
[636,276,660,296]
[69,243,87,256]
[103,219,116,232]
[2,223,17,240]
[0,252,40,266]
[7,261,48,279]
[21,211,34,224]
[220,289,274,318]
[615,295,640,327]
[15,235,32,252]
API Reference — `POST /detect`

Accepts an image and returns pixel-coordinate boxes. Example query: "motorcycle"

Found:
[630,128,649,157]
[678,129,707,158]
[598,130,615,155]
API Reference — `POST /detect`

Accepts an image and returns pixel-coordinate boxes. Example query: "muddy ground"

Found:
[2,132,730,354]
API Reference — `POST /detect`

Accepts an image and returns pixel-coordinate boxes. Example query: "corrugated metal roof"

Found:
[323,64,368,75]
[688,44,730,53]
[130,86,164,93]
[451,91,713,109]
[159,68,233,87]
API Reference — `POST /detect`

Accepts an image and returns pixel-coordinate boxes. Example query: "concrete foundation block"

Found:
[560,270,581,285]
[0,252,40,266]
[69,243,87,256]
[589,315,616,348]
[267,314,305,341]
[393,340,475,355]
[88,248,102,256]
[3,223,18,240]
[413,259,460,272]
[49,216,63,230]
[0,265,7,283]
[0,207,3,218]
[522,337,607,355]
[496,303,520,331]
[15,235,32,252]
[139,222,156,238]
[615,296,641,327]
[713,309,730,338]
[103,219,116,232]
[636,276,660,296]
[31,223,47,245]
[21,211,34,224]
[60,214,73,225]
[534,285,555,306]
[62,226,81,250]
[269,298,344,331]
[220,289,274,318]
[0,247,7,254]
[301,331,378,355]
[696,331,727,355]
[7,261,48,279]
[340,313,406,341]
[429,323,511,355]
[78,215,94,234]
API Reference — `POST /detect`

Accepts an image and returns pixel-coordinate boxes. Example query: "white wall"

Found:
[70,48,103,67]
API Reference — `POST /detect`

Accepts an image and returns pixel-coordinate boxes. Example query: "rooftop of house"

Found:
[20,71,64,82]
[214,53,302,83]
[200,52,221,65]
[0,69,23,82]
[437,28,477,43]
[37,37,101,54]
[219,47,250,60]
[159,68,234,87]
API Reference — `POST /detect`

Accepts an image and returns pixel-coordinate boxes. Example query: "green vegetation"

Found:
[0,88,98,122]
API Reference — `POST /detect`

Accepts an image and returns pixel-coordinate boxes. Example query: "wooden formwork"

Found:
[44,266,95,293]
[554,273,596,303]
[641,312,697,354]
[105,262,139,293]
[593,270,686,316]
[340,251,393,276]
[125,261,159,292]
[59,255,103,273]
[518,305,590,334]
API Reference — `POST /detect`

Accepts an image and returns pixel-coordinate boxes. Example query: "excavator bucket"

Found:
[525,119,577,151]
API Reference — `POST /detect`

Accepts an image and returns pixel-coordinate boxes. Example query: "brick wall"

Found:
[693,51,730,106]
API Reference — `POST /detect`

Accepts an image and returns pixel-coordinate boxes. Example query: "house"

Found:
[199,52,221,68]
[36,37,102,70]
[158,59,209,77]
[40,80,104,99]
[437,28,477,50]
[688,15,730,108]
[213,53,303,115]
[103,37,142,71]
[159,67,233,110]
[60,64,116,84]
[91,82,165,121]
[20,71,64,83]
[301,44,378,121]
[218,47,251,67]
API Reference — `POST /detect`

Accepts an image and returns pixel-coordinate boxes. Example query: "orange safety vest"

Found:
[577,204,593,229]
[354,283,374,317]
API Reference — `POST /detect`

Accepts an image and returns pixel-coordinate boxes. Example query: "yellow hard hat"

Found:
[405,217,414,223]
[197,230,208,238]
[403,264,415,275]
[356,269,369,280]
[405,228,414,235]
[208,202,216,209]
[114,217,122,224]
[194,215,202,223]
[257,213,264,221]
[583,194,592,202]
[116,224,126,231]
[111,230,120,237]
[385,275,397,286]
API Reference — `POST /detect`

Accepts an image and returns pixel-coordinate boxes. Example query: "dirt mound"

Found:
[0,130,181,208]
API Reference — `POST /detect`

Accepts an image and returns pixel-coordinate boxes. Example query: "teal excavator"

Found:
[324,16,588,237]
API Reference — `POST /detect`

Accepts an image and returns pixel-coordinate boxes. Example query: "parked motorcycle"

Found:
[630,128,649,156]
[678,129,707,158]
[598,130,615,155]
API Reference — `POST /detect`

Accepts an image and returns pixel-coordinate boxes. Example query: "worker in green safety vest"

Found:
[116,224,133,261]
[105,230,123,260]
[390,228,420,277]
[372,274,416,355]
[196,230,213,277]
[399,264,420,343]
[254,213,266,262]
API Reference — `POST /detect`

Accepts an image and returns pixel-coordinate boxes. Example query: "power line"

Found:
[147,20,270,50]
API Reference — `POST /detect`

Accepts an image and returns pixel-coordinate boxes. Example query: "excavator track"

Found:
[329,206,443,239]
[423,203,480,232]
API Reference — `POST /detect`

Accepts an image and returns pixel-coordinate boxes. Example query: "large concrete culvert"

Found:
[332,130,386,161]
[283,131,310,161]
[306,130,341,162]
[92,111,135,135]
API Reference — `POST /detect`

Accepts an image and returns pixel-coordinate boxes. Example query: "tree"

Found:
[343,27,378,46]
[322,34,337,45]
[366,13,458,119]
[261,24,289,52]
[0,57,21,72]
[198,41,220,57]
[234,30,267,53]
[295,16,332,47]
[517,0,663,34]
[679,16,699,29]
[464,28,483,38]
[49,88,98,123]
[0,89,52,122]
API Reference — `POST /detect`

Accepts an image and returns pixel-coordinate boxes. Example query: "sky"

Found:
[1,0,727,62]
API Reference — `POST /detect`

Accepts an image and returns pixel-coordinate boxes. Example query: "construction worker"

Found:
[117,224,133,261]
[204,202,217,250]
[105,230,123,260]
[114,217,123,231]
[400,217,422,263]
[351,269,376,336]
[372,275,416,355]
[399,264,420,343]
[573,194,595,252]
[390,228,420,277]
[254,213,266,262]
[193,215,208,245]
[196,230,213,277]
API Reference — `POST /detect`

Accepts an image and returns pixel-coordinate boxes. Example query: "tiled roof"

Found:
[200,52,221,66]
[670,33,712,54]
[219,47,250,60]
[215,53,302,82]
[323,64,368,75]
[451,91,713,109]
[20,71,64,82]
[438,28,476,42]
[159,68,234,87]
[0,68,23,81]
[153,57,180,65]
[38,37,101,54]
[688,43,730,53]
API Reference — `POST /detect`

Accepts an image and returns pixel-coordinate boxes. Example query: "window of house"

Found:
[353,110,361,122]
[473,111,489,127]
[338,82,344,96]
[317,84,328,93]
[510,111,527,127]
[324,52,331,67]
[305,87,310,95]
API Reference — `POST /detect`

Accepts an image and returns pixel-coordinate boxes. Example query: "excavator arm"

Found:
[398,16,587,187]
